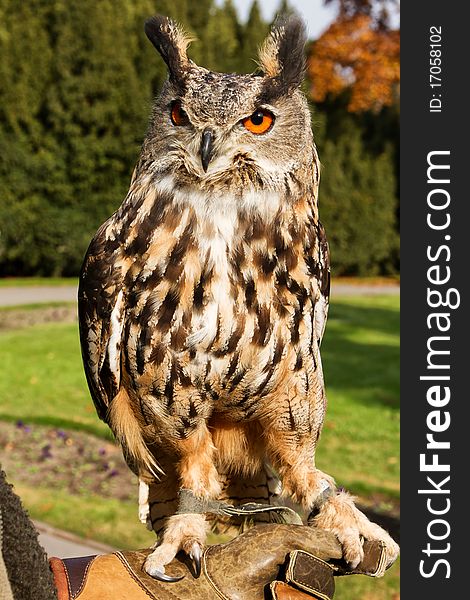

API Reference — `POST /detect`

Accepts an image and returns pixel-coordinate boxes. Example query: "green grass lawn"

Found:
[0,295,399,499]
[0,322,110,438]
[0,295,399,599]
[0,302,74,312]
[0,277,78,287]
[318,296,399,501]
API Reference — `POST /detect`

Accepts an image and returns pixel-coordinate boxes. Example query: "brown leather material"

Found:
[49,525,397,599]
[175,488,303,525]
[336,539,389,577]
[52,549,223,600]
[285,551,335,600]
[49,524,342,600]
[116,549,218,599]
[203,525,341,600]
[53,554,157,600]
[270,581,321,600]
[62,556,97,598]
[49,557,72,600]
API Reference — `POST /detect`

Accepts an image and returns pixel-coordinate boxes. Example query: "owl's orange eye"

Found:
[170,101,189,126]
[242,109,275,135]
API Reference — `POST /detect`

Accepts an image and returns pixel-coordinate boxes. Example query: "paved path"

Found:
[332,283,399,296]
[0,283,399,307]
[0,286,78,307]
[34,520,116,558]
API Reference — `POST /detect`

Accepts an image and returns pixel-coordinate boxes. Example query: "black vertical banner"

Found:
[401,2,467,598]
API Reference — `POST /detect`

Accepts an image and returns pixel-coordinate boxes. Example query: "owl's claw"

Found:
[145,542,202,581]
[189,541,202,578]
[145,566,184,583]
[144,514,207,582]
[144,551,185,582]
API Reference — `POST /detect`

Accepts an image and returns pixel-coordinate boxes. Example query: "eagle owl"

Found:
[79,14,399,580]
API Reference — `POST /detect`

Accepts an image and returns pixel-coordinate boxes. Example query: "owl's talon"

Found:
[189,541,202,578]
[147,569,184,583]
[144,550,184,581]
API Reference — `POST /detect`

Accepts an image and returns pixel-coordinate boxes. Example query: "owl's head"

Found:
[143,15,314,193]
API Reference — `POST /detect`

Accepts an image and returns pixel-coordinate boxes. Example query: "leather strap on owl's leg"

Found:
[307,480,336,521]
[176,488,305,525]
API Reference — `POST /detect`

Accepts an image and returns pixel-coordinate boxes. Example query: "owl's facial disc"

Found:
[167,81,285,175]
[197,109,275,173]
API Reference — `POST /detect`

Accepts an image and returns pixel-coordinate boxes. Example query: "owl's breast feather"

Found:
[111,178,321,405]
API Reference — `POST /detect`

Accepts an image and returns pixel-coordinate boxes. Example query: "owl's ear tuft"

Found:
[144,15,194,87]
[258,15,307,97]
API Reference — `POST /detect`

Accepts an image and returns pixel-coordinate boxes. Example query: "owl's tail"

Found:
[108,388,164,478]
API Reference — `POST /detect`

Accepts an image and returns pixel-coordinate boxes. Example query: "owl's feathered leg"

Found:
[138,479,152,530]
[263,427,335,507]
[145,513,207,581]
[144,424,222,580]
[310,490,400,569]
[263,427,399,569]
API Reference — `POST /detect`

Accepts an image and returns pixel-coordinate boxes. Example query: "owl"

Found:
[78,14,399,581]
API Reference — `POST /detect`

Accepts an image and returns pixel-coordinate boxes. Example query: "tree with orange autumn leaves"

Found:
[308,14,400,113]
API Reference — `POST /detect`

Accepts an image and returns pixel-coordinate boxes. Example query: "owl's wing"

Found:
[78,223,125,423]
[312,221,331,347]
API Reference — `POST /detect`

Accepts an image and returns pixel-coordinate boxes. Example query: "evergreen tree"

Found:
[0,0,399,277]
[0,0,52,138]
[317,121,398,275]
[241,1,269,71]
[187,0,214,34]
[272,0,296,24]
[0,0,152,275]
[202,1,242,73]
[0,0,63,275]
[124,0,173,104]
[183,0,212,65]
[44,0,148,273]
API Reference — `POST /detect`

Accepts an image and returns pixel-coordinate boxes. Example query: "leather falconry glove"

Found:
[49,523,396,600]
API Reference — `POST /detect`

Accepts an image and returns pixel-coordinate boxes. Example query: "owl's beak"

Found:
[200,129,215,172]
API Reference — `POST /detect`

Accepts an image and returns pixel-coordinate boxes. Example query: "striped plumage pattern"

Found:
[78,152,330,520]
[78,14,399,579]
[79,154,328,425]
